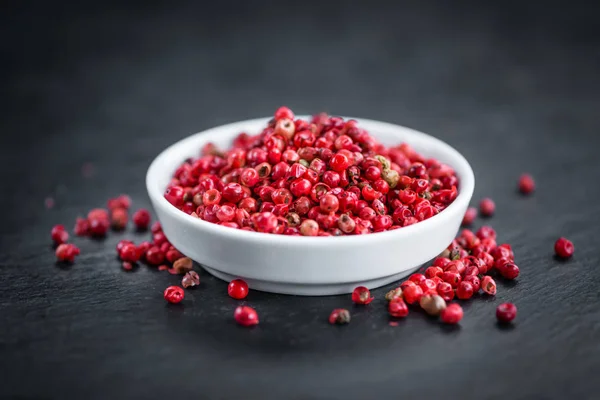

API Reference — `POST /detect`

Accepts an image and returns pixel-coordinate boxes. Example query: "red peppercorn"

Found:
[274,106,294,121]
[408,273,426,284]
[442,271,461,288]
[436,281,454,302]
[51,224,69,245]
[228,279,249,300]
[329,153,351,172]
[351,286,374,305]
[403,284,424,305]
[116,239,133,254]
[481,275,497,295]
[329,308,351,324]
[425,266,444,279]
[440,303,463,324]
[419,279,437,294]
[132,209,151,230]
[166,248,184,263]
[462,207,477,226]
[319,193,339,213]
[146,246,165,265]
[456,281,474,300]
[55,243,80,263]
[253,212,278,233]
[74,217,89,236]
[496,303,517,323]
[388,298,409,318]
[164,286,184,304]
[518,174,535,194]
[479,198,495,217]
[110,207,128,230]
[107,194,131,210]
[499,262,520,280]
[88,217,109,237]
[234,305,259,326]
[463,275,481,292]
[554,237,574,258]
[164,186,185,207]
[120,243,140,263]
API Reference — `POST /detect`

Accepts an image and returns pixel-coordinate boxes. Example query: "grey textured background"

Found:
[1,1,599,399]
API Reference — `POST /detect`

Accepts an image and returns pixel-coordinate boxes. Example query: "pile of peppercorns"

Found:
[162,106,460,236]
[49,107,575,328]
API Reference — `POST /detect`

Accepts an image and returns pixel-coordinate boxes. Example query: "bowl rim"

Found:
[146,116,475,248]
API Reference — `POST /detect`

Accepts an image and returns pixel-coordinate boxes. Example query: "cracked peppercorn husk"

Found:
[385,287,403,301]
[329,309,351,324]
[181,271,200,288]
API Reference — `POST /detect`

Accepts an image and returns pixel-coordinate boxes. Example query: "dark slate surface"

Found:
[1,1,599,399]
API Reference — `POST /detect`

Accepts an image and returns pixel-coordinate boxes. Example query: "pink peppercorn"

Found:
[146,246,165,265]
[110,207,128,231]
[440,303,463,324]
[351,286,374,305]
[498,262,520,280]
[518,174,535,194]
[479,198,495,217]
[228,279,249,300]
[120,243,140,263]
[55,243,80,263]
[132,209,151,230]
[235,306,259,326]
[481,276,497,295]
[74,217,90,236]
[462,207,477,226]
[51,224,69,245]
[164,286,184,304]
[388,298,409,318]
[88,217,109,237]
[437,282,454,302]
[456,281,474,300]
[496,303,517,323]
[554,237,574,259]
[403,285,424,305]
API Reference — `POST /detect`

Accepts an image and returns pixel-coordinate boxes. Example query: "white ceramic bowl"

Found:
[146,117,474,296]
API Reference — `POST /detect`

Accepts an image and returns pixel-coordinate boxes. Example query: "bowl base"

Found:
[202,265,420,296]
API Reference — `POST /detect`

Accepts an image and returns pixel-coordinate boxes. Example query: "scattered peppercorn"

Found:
[440,303,463,324]
[228,279,249,299]
[388,298,409,318]
[462,207,477,226]
[385,287,403,302]
[518,174,535,195]
[554,237,574,259]
[132,209,151,230]
[55,243,80,263]
[496,303,517,323]
[351,286,374,305]
[235,306,259,326]
[51,224,69,245]
[481,276,497,295]
[164,286,184,304]
[479,198,495,217]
